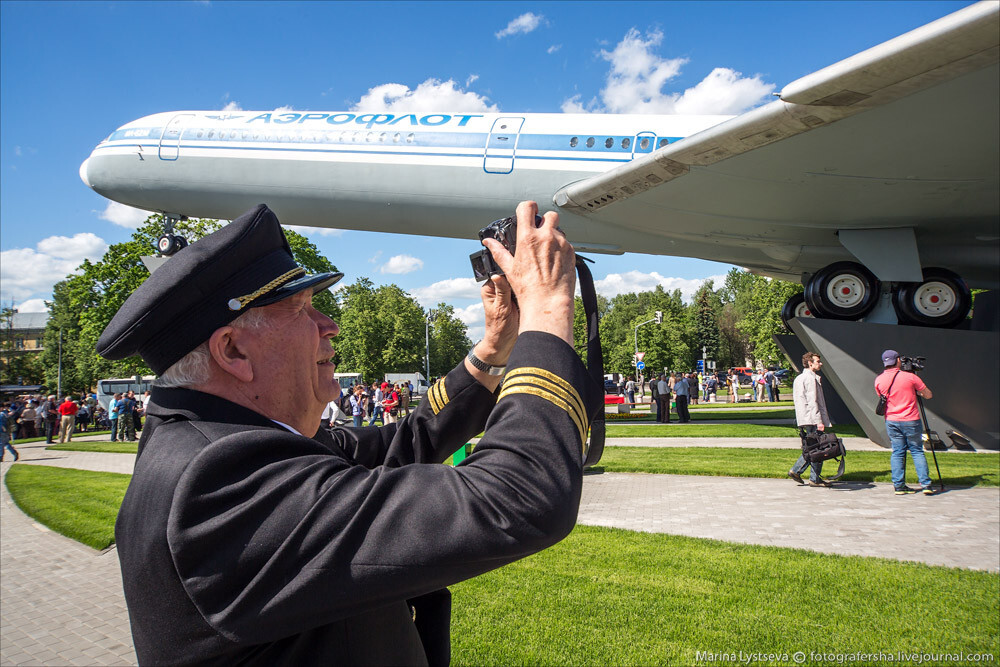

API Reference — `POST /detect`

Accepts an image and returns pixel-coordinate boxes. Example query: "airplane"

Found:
[80,2,999,449]
[81,2,998,332]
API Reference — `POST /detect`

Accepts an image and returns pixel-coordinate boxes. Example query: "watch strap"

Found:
[467,343,507,376]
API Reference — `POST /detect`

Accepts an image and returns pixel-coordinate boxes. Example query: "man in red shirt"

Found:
[874,350,934,495]
[57,396,79,443]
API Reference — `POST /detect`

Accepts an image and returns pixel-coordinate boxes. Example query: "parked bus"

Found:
[96,376,155,411]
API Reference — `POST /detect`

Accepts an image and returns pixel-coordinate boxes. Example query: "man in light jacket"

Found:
[788,351,832,487]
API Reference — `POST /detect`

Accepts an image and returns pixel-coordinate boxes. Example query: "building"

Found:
[5,312,49,352]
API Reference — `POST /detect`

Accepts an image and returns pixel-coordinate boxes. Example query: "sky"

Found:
[0,0,972,340]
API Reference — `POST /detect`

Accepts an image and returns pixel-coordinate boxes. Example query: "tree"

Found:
[427,304,471,377]
[721,268,802,367]
[690,281,721,370]
[334,279,426,381]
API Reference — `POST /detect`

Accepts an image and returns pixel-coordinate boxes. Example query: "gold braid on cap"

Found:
[227,267,306,311]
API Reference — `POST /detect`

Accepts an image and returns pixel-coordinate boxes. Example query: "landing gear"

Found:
[156,213,188,257]
[892,267,971,328]
[804,261,881,320]
[781,293,814,330]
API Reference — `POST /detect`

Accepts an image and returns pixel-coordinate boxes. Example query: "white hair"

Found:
[155,307,272,389]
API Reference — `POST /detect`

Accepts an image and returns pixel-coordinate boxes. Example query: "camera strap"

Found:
[575,256,605,468]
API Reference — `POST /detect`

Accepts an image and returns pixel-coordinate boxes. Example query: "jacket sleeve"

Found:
[167,331,601,645]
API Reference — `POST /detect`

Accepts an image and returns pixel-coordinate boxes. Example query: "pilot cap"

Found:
[97,204,343,375]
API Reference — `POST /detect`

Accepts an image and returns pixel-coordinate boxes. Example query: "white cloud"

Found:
[284,224,345,238]
[0,233,108,303]
[352,79,497,114]
[565,28,774,114]
[273,105,295,114]
[547,44,562,54]
[97,201,154,229]
[16,298,49,313]
[380,254,424,274]
[453,303,485,342]
[368,251,383,264]
[594,271,728,303]
[409,277,482,306]
[221,100,242,112]
[496,12,545,39]
[465,74,479,87]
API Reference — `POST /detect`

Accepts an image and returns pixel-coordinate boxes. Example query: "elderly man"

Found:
[97,203,598,666]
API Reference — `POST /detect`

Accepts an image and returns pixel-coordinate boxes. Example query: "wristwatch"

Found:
[467,342,507,376]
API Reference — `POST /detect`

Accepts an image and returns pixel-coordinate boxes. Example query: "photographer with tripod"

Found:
[875,350,935,496]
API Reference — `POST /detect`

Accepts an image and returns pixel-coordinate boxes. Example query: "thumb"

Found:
[482,238,514,277]
[490,274,513,301]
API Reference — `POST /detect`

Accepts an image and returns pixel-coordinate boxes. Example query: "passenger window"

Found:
[570,137,578,147]
[621,138,631,149]
[605,137,614,148]
[640,137,650,150]
[586,137,595,148]
[406,133,415,143]
[393,133,401,143]
[658,138,669,148]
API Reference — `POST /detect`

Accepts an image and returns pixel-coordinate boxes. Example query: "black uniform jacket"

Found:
[115,332,600,666]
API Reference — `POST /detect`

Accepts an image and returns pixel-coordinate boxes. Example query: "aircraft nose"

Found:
[79,157,92,189]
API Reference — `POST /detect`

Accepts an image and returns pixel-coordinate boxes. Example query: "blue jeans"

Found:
[887,419,932,489]
[352,414,363,428]
[792,425,824,482]
[369,405,383,425]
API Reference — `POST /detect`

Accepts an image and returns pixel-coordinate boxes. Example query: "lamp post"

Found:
[633,311,662,387]
[424,309,435,381]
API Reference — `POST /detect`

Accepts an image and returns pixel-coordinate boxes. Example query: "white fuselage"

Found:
[80,110,731,255]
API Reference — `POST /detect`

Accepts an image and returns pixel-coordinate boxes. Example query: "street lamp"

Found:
[424,309,435,380]
[633,311,662,386]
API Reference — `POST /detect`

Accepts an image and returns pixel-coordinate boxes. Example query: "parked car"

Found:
[728,367,754,386]
[774,369,791,382]
[604,379,619,394]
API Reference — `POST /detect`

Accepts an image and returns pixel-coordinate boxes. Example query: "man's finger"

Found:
[482,238,514,276]
[490,274,513,301]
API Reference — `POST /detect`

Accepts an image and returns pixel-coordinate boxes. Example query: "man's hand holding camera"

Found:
[481,201,576,346]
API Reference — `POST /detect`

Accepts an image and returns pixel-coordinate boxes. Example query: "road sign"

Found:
[635,352,646,361]
[696,360,704,370]
[636,361,645,371]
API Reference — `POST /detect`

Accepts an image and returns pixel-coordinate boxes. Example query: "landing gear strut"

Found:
[156,213,188,257]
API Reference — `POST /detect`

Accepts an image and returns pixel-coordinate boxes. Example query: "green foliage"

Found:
[722,268,802,367]
[428,303,471,377]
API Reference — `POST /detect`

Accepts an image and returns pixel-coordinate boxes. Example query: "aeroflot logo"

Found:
[245,113,484,128]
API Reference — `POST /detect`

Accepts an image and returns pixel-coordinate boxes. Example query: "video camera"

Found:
[469,214,542,281]
[900,355,926,373]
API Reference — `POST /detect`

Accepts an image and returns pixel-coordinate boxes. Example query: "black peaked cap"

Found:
[97,204,343,375]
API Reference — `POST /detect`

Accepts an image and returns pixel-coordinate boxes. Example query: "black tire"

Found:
[892,267,971,328]
[157,234,178,255]
[780,293,814,330]
[174,236,188,251]
[804,261,880,320]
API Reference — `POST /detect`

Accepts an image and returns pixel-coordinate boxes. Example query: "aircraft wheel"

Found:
[156,234,187,256]
[804,261,880,320]
[780,293,814,330]
[892,267,971,328]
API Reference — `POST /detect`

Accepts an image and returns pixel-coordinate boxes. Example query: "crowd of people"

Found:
[320,379,418,429]
[0,393,112,449]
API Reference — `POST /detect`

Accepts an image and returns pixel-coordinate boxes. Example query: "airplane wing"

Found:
[553,1,1000,287]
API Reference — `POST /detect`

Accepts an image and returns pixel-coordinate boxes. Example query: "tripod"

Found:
[916,395,945,492]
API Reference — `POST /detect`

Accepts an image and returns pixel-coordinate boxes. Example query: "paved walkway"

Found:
[2,437,998,665]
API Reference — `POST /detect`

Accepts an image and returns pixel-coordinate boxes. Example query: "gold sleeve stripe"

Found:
[497,385,587,447]
[504,367,586,427]
[428,379,449,415]
[501,374,586,435]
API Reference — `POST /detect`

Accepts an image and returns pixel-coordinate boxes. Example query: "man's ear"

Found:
[207,326,254,383]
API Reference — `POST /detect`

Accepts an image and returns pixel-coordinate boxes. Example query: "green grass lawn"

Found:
[595,447,1000,487]
[11,429,112,444]
[605,423,867,438]
[4,465,129,550]
[451,525,999,666]
[48,441,140,454]
[5,468,996,666]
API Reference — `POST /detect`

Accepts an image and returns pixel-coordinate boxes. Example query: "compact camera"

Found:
[900,355,926,373]
[469,214,543,281]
